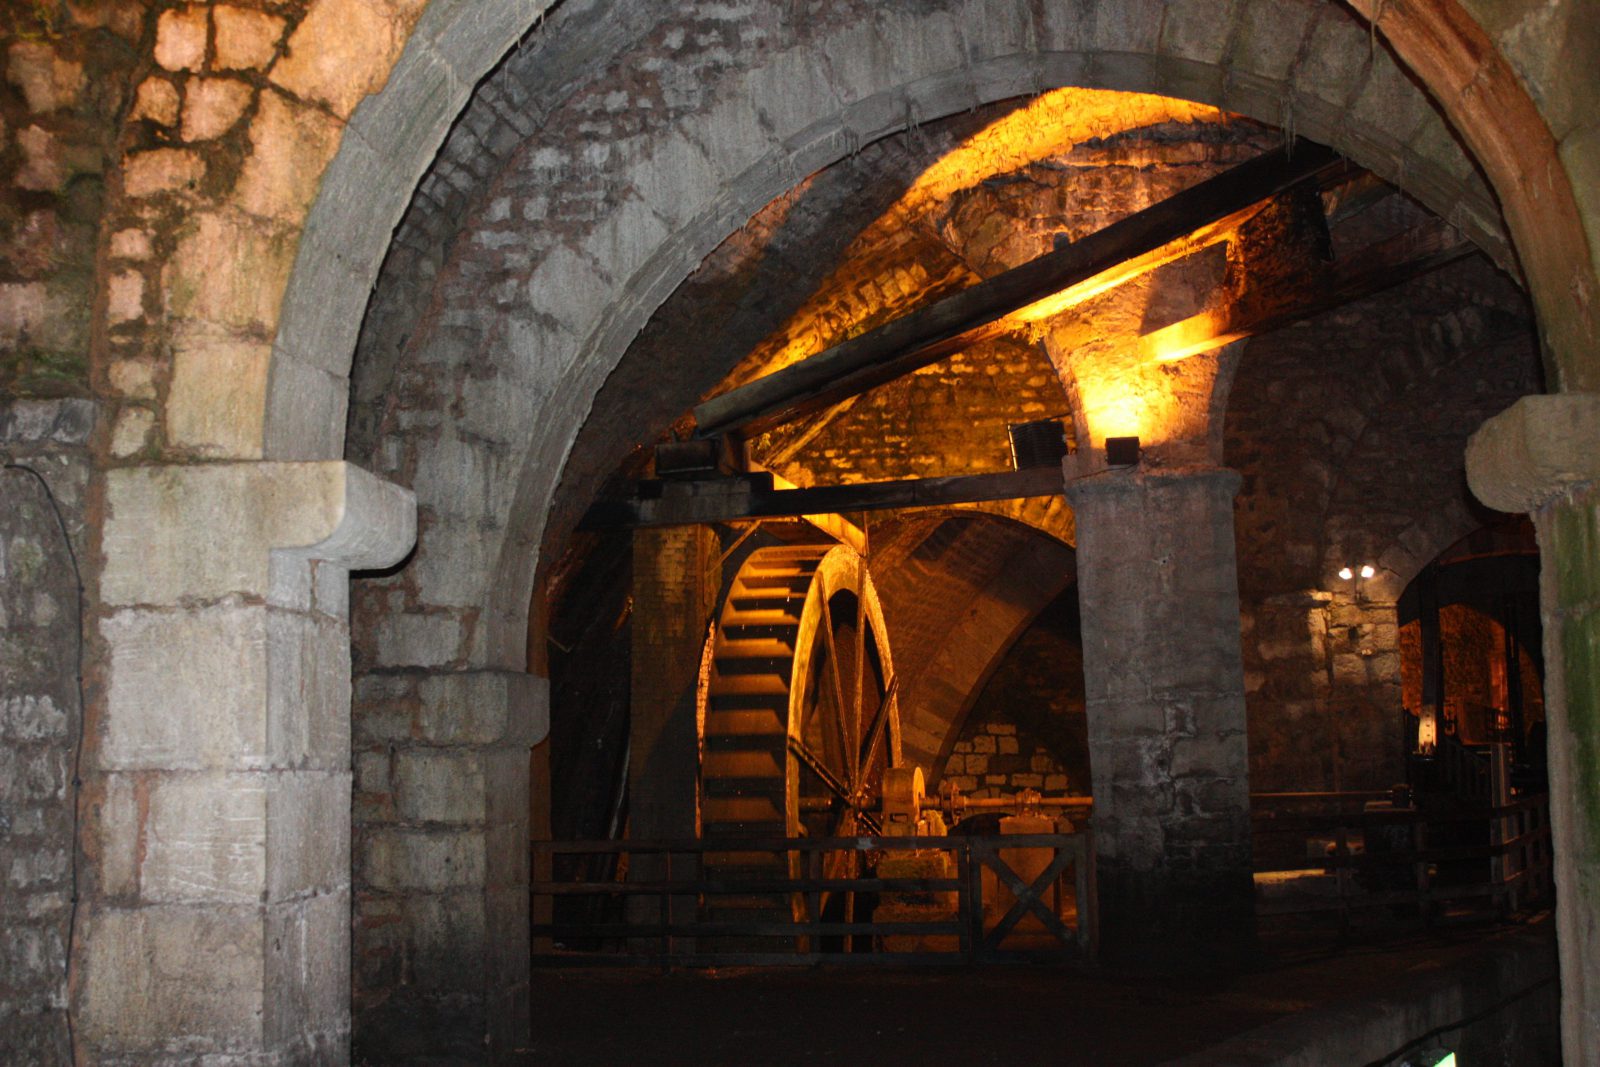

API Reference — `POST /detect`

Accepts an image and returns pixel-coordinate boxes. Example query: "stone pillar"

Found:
[1065,466,1254,971]
[1467,393,1600,1063]
[350,669,545,1064]
[629,526,721,840]
[81,462,415,1064]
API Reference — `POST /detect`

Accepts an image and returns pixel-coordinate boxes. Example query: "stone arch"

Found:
[868,511,1077,774]
[240,0,1599,1055]
[336,2,1538,674]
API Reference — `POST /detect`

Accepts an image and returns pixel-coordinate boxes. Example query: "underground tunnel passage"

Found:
[11,2,1600,1064]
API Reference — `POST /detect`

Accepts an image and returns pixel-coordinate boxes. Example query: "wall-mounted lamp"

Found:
[1105,436,1140,468]
[1336,564,1376,581]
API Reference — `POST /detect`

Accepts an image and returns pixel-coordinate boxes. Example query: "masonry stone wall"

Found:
[0,398,92,1065]
[942,599,1089,801]
[1228,235,1543,793]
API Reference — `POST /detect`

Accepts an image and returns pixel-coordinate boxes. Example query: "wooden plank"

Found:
[582,465,1066,529]
[692,139,1344,438]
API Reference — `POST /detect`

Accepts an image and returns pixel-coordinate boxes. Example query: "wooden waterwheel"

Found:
[698,542,902,937]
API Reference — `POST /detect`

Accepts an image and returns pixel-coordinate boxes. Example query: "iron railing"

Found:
[530,832,1095,967]
[1251,793,1552,922]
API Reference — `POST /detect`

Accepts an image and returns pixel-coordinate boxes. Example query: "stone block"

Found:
[1467,394,1600,514]
[271,0,406,118]
[1170,735,1246,780]
[691,85,782,192]
[413,671,546,747]
[237,90,342,222]
[214,6,288,70]
[395,750,486,824]
[79,904,265,1052]
[1087,0,1163,54]
[265,608,351,769]
[261,349,348,463]
[0,694,68,740]
[122,148,204,198]
[747,45,838,146]
[581,193,672,296]
[267,771,350,900]
[101,605,270,771]
[264,888,350,1051]
[131,76,180,125]
[166,327,272,456]
[960,0,1035,63]
[142,772,267,905]
[7,41,85,112]
[971,734,997,754]
[354,750,390,795]
[182,77,254,141]
[15,124,64,191]
[1230,0,1317,82]
[372,612,467,670]
[108,358,157,398]
[154,6,208,72]
[1159,0,1238,65]
[630,131,719,231]
[1346,50,1435,149]
[402,890,488,992]
[1293,6,1370,106]
[360,829,486,891]
[96,774,140,897]
[165,210,294,335]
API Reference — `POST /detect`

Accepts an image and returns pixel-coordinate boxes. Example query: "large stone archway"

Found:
[74,0,1600,1062]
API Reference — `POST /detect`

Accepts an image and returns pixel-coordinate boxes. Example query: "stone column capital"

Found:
[1466,393,1600,513]
[103,460,415,609]
[1063,463,1241,504]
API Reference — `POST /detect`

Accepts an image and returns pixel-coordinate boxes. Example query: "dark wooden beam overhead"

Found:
[692,139,1346,440]
[582,466,1066,530]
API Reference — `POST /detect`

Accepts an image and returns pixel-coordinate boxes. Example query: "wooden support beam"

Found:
[1135,218,1473,365]
[692,139,1345,439]
[581,465,1066,530]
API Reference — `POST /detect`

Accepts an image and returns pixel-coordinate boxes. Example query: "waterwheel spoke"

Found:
[788,736,852,807]
[857,675,898,778]
[849,554,867,789]
[816,581,854,784]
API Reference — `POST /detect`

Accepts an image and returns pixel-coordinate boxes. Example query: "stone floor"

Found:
[522,919,1555,1065]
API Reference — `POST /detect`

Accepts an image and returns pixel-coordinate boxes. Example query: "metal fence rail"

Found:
[1251,794,1552,923]
[530,832,1095,967]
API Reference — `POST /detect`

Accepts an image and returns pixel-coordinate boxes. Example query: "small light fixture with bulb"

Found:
[1337,564,1376,581]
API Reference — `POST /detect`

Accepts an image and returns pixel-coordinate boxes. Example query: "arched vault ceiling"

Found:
[336,0,1513,668]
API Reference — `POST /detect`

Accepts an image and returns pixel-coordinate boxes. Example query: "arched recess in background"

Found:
[1398,520,1546,788]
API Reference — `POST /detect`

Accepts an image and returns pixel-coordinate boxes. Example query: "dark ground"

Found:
[525,921,1551,1066]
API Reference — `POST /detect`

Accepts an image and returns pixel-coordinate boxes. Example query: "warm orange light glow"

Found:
[1417,706,1438,755]
[1080,390,1145,443]
[747,88,1231,381]
[1136,311,1244,364]
[887,90,1224,231]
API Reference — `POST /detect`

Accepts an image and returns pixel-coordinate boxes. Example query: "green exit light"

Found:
[1431,1055,1456,1067]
